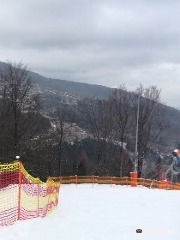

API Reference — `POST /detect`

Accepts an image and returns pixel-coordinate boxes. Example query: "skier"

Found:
[172,149,180,171]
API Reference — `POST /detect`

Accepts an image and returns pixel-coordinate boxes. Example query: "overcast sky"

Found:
[0,0,180,108]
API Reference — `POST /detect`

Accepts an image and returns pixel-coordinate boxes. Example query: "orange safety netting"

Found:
[0,161,60,226]
[57,175,180,190]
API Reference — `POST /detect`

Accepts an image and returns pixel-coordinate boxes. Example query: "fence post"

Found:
[37,183,40,217]
[159,179,167,189]
[18,161,22,220]
[75,175,78,185]
[92,175,94,188]
[176,182,180,190]
[130,172,137,187]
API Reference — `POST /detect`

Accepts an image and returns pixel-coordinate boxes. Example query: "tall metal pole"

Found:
[134,94,140,172]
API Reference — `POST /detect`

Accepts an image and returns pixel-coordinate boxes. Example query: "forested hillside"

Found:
[0,61,179,181]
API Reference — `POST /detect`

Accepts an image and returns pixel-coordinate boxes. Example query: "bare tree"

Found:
[109,86,132,176]
[50,103,70,176]
[132,85,165,177]
[0,62,42,158]
[79,98,113,175]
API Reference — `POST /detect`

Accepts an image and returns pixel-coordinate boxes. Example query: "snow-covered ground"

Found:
[0,184,180,240]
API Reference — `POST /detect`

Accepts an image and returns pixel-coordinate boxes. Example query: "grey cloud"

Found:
[0,0,180,107]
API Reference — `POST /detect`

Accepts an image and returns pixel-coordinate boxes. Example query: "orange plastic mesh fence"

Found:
[58,175,180,190]
[58,176,132,185]
[0,161,60,226]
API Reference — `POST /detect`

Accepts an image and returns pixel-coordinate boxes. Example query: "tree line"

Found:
[0,62,165,180]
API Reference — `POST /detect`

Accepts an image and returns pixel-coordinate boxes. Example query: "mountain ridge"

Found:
[0,61,114,100]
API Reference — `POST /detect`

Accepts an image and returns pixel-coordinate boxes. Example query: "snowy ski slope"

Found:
[0,184,179,240]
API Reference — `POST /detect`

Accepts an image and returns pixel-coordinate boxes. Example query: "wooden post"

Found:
[75,175,78,185]
[18,161,22,220]
[92,175,94,188]
[37,183,40,217]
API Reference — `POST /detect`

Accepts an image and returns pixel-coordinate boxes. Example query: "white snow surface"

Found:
[0,184,180,240]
